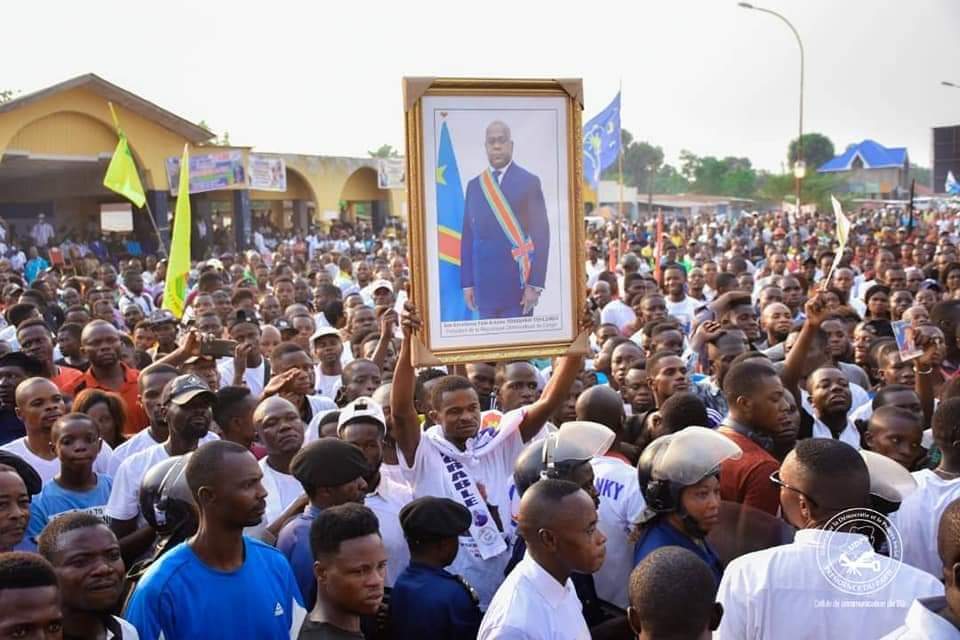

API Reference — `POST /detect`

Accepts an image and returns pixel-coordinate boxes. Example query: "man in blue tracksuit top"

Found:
[460,121,550,320]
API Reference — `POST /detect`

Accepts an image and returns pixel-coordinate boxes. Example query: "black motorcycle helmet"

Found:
[636,426,742,535]
[513,421,614,497]
[138,454,198,545]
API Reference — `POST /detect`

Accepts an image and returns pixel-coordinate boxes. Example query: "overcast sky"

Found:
[6,0,960,172]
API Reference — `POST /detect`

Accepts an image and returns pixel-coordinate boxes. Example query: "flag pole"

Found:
[617,79,624,272]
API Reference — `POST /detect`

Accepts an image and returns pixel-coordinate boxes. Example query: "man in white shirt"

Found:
[253,397,305,526]
[894,398,960,577]
[30,213,55,249]
[479,479,605,640]
[392,303,586,606]
[107,374,216,560]
[217,310,269,396]
[884,497,960,639]
[109,364,217,476]
[662,264,698,334]
[716,439,943,640]
[1,377,113,484]
[576,385,646,609]
[598,282,635,335]
[310,327,343,401]
[337,396,412,587]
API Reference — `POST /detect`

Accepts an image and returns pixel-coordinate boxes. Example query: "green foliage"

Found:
[0,89,15,104]
[758,171,843,210]
[787,133,835,169]
[198,120,230,145]
[368,144,400,158]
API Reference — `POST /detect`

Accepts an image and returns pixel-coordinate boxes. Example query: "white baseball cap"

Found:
[310,327,342,343]
[370,279,394,293]
[337,396,386,436]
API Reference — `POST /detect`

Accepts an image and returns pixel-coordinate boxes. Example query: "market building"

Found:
[0,73,404,253]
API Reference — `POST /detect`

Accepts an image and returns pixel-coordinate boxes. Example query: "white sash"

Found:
[423,409,524,560]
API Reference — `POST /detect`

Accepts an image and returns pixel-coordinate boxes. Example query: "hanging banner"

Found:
[166,150,245,195]
[248,155,287,191]
[100,202,134,232]
[377,157,406,189]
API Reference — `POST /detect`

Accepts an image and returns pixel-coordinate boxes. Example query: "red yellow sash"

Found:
[479,169,534,287]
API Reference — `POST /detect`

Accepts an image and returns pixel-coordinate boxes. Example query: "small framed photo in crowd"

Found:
[403,77,586,364]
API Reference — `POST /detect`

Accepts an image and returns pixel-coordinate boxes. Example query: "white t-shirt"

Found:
[108,429,218,477]
[109,616,140,640]
[590,455,647,609]
[893,469,960,576]
[365,474,413,588]
[1,438,113,485]
[217,359,268,397]
[259,457,303,525]
[313,367,342,401]
[600,300,635,333]
[105,444,172,521]
[665,295,699,334]
[400,408,528,608]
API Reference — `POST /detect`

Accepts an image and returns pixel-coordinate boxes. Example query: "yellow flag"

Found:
[102,103,146,208]
[163,145,192,318]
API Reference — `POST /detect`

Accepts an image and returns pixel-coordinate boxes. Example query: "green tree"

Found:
[788,133,835,170]
[653,164,689,194]
[758,172,843,210]
[368,144,400,158]
[198,120,230,145]
[0,89,15,104]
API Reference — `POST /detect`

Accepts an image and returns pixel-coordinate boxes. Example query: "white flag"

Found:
[831,195,851,248]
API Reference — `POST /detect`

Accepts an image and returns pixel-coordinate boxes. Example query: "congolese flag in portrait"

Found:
[436,121,475,322]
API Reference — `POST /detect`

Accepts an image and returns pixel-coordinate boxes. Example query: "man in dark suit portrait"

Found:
[460,121,550,319]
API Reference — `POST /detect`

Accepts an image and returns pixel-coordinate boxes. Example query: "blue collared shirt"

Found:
[277,504,323,609]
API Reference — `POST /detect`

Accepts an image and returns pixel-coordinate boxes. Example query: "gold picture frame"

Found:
[403,77,586,365]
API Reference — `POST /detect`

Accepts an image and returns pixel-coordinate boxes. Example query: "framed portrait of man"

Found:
[403,77,586,364]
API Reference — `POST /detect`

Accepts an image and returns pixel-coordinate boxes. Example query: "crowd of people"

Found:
[2,202,960,639]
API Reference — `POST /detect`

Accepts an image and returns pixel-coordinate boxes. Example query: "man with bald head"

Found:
[254,396,306,525]
[577,385,647,609]
[716,439,943,639]
[2,377,111,485]
[479,479,606,639]
[461,120,550,319]
[66,319,147,435]
[760,301,793,350]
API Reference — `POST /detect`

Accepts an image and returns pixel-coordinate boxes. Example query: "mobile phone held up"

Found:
[201,339,238,358]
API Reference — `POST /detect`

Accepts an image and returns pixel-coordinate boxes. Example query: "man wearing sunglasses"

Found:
[715,438,943,640]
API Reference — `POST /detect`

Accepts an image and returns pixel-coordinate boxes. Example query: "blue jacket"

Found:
[390,562,481,639]
[460,163,550,311]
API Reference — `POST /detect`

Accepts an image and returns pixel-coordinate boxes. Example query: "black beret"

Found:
[0,451,42,496]
[399,496,471,541]
[290,439,368,488]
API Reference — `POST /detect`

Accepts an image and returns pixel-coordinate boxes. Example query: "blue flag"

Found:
[947,171,960,195]
[436,121,475,322]
[583,92,621,189]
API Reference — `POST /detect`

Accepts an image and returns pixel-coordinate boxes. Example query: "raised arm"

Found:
[518,352,586,442]
[369,308,398,370]
[391,302,421,466]
[781,295,827,400]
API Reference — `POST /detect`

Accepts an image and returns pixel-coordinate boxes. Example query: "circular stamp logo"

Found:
[816,508,903,596]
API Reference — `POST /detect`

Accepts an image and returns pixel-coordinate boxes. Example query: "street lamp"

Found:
[739,2,805,207]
